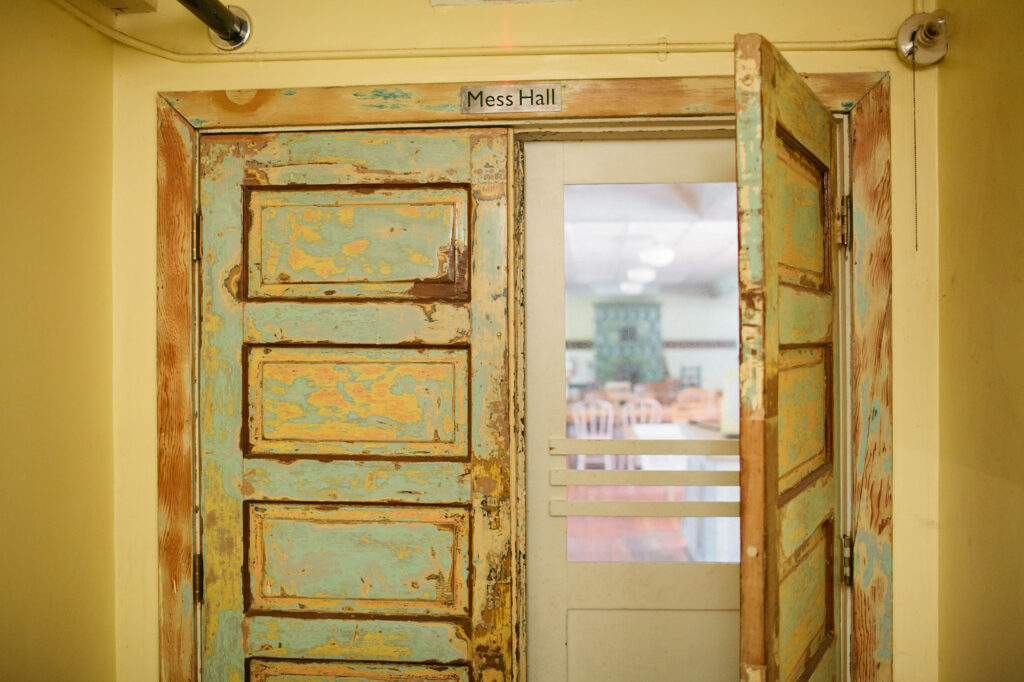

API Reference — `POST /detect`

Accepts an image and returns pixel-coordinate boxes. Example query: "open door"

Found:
[735,35,841,681]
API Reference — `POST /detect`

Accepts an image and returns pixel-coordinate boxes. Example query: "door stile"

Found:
[736,39,771,678]
[467,129,515,679]
[509,135,528,680]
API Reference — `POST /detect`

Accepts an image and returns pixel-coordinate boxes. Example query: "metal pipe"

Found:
[175,0,251,50]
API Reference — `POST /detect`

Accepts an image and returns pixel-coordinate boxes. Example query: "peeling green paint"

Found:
[198,128,511,677]
[353,87,413,101]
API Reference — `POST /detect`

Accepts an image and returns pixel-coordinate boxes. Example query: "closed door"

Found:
[525,138,742,681]
[197,128,513,681]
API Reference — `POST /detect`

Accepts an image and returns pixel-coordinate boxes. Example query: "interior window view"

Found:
[563,181,740,563]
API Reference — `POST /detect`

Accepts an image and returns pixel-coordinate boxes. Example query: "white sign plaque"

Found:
[461,84,562,114]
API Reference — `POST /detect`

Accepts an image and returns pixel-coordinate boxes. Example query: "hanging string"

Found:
[911,33,920,252]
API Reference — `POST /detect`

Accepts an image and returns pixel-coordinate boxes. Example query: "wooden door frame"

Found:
[157,73,892,681]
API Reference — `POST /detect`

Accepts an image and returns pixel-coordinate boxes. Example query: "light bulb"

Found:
[638,244,676,267]
[626,266,656,283]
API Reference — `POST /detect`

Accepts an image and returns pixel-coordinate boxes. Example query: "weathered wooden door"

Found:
[197,128,512,681]
[735,35,842,681]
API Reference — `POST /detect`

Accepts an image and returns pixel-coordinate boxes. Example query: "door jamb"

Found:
[156,73,892,681]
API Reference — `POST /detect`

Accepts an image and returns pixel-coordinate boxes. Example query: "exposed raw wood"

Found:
[161,74,882,132]
[156,99,196,682]
[849,75,894,682]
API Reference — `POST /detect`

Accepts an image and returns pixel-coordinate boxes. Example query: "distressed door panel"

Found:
[247,186,469,300]
[735,34,840,682]
[249,659,471,682]
[200,128,510,681]
[247,504,469,616]
[777,348,830,494]
[246,346,468,458]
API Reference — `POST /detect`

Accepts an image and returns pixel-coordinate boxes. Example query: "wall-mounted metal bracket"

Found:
[898,12,949,66]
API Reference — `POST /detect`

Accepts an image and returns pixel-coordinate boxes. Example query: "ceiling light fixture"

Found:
[638,244,676,268]
[626,266,657,283]
[619,281,645,295]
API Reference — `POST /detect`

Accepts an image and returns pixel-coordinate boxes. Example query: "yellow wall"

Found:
[104,1,939,679]
[938,1,1024,678]
[0,1,114,679]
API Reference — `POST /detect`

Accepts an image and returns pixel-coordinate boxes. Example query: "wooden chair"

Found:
[569,398,615,469]
[623,397,664,429]
[622,398,664,469]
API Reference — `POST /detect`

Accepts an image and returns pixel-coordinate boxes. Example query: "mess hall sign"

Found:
[461,83,562,114]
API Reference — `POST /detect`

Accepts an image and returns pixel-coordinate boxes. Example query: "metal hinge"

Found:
[841,534,854,587]
[193,552,204,603]
[191,210,203,262]
[838,194,853,248]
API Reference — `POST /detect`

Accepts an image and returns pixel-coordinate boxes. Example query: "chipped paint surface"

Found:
[199,128,511,679]
[247,346,467,457]
[778,526,829,681]
[777,349,829,491]
[248,187,468,300]
[774,142,827,291]
[248,504,469,616]
[243,460,471,503]
[243,302,471,346]
[249,658,469,681]
[245,617,470,661]
[735,34,840,682]
[779,286,832,345]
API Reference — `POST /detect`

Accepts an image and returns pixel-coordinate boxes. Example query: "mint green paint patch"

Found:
[255,507,462,608]
[779,475,833,557]
[281,90,297,96]
[777,537,828,678]
[243,459,471,504]
[354,88,413,101]
[245,616,470,661]
[252,186,463,289]
[854,528,893,658]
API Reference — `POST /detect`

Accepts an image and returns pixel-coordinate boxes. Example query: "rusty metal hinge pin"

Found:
[193,553,204,603]
[192,211,202,262]
[841,534,854,587]
[838,194,853,248]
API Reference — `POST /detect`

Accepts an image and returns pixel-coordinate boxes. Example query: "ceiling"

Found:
[564,182,738,297]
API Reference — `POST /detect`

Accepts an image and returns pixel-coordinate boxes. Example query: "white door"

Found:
[525,138,741,681]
